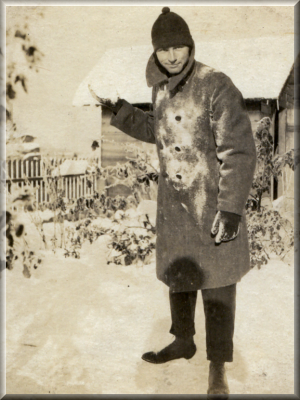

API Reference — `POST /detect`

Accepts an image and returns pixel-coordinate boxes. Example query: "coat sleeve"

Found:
[110,99,156,144]
[210,73,257,216]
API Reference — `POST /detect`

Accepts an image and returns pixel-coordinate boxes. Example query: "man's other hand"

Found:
[211,211,241,244]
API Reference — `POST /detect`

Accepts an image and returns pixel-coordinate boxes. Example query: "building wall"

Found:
[277,108,294,210]
[277,69,295,215]
[100,107,156,197]
[101,107,155,167]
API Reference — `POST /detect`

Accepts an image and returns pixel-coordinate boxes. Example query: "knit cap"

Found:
[151,7,193,51]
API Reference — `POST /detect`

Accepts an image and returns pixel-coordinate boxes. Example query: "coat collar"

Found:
[146,41,196,92]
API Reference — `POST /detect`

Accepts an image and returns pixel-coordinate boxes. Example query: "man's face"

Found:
[156,45,190,75]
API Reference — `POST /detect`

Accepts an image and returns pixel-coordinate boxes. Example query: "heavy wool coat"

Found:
[111,45,256,292]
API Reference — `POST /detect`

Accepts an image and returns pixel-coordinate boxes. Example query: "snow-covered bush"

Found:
[246,117,294,268]
[107,212,156,266]
[246,206,294,268]
[4,187,43,278]
[63,202,156,266]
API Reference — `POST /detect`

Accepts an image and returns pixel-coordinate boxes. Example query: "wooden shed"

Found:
[271,52,299,215]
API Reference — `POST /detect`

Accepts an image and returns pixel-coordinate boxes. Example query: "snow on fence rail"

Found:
[5,157,100,205]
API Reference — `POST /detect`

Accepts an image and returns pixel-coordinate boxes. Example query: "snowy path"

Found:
[6,238,294,395]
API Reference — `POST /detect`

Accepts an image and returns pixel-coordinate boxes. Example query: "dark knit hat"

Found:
[151,7,193,51]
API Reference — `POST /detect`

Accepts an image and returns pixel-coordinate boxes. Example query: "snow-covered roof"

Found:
[73,36,294,106]
[6,142,40,159]
[20,135,37,143]
[51,159,89,176]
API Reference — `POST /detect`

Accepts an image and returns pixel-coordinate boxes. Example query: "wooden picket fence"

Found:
[5,157,100,206]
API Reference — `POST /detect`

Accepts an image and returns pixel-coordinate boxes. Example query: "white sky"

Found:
[6,5,295,156]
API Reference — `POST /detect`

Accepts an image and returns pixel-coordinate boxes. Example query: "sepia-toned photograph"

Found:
[1,2,297,396]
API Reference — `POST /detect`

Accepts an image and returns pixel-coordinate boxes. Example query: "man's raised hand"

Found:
[88,85,124,114]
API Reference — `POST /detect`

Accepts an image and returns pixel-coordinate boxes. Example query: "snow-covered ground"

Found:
[5,214,294,395]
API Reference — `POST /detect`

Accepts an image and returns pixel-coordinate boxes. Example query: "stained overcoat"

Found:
[111,44,256,292]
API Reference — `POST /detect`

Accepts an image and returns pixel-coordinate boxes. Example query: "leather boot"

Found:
[207,361,230,397]
[141,337,196,364]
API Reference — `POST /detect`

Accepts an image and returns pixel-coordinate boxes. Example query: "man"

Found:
[96,7,256,395]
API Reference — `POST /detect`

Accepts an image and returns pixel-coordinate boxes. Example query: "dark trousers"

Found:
[169,284,236,362]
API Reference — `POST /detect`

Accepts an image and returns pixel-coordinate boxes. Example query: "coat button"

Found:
[176,174,182,180]
[175,116,181,121]
[175,146,181,152]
